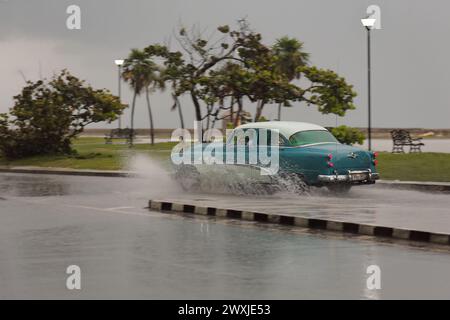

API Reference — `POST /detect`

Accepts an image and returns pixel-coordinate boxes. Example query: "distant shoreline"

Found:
[81,127,450,139]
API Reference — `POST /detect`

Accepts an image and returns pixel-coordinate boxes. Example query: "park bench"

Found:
[390,129,424,153]
[104,128,136,145]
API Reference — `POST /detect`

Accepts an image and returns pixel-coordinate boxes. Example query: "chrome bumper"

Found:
[318,170,380,183]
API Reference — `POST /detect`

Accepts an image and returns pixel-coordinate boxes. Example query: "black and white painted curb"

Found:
[148,200,450,246]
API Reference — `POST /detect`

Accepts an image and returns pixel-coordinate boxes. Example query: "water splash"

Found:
[125,154,182,196]
[171,163,313,197]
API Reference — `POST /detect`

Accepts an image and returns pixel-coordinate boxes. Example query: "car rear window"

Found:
[289,130,338,146]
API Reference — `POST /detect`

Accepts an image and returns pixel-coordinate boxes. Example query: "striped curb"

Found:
[148,200,450,246]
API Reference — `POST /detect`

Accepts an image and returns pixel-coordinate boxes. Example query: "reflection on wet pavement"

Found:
[1,172,450,299]
[0,174,70,197]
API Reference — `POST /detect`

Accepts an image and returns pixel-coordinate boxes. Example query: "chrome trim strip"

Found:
[281,142,340,149]
[318,169,380,183]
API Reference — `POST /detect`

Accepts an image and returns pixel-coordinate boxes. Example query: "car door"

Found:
[231,128,261,184]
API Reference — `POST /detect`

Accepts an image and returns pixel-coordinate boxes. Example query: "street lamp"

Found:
[114,59,124,129]
[361,18,376,151]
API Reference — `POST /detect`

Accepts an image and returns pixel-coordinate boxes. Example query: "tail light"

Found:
[372,152,378,166]
[326,154,334,167]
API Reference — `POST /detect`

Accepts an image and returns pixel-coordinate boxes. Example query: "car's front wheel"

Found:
[174,165,201,191]
[326,184,352,194]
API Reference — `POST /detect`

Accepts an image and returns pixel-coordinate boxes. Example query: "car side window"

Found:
[255,129,288,146]
[278,135,287,146]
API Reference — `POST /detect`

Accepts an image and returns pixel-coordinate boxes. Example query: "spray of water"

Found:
[123,153,333,200]
[171,162,314,198]
[124,154,182,197]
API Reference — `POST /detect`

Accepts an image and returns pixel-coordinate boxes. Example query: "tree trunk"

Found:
[229,97,234,126]
[145,87,155,145]
[190,90,203,141]
[176,96,185,129]
[254,100,265,122]
[211,108,220,128]
[206,104,211,131]
[130,90,137,146]
[277,103,282,121]
[234,97,243,127]
[190,90,202,121]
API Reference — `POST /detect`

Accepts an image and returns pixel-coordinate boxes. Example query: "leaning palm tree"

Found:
[122,49,160,145]
[158,64,185,129]
[272,37,310,120]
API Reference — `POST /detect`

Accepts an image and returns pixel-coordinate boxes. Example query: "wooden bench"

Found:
[104,128,136,145]
[390,129,424,153]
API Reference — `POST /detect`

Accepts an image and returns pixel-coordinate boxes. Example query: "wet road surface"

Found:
[1,172,450,299]
[164,184,450,234]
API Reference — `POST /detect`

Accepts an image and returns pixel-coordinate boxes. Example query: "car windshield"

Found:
[289,130,338,146]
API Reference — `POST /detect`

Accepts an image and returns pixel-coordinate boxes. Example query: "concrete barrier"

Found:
[148,200,450,247]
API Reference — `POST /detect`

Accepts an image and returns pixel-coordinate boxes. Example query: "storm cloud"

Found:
[1,0,449,129]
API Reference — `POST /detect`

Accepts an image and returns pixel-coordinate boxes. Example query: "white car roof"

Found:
[235,121,328,139]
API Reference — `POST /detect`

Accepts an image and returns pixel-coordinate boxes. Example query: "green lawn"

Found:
[1,138,450,182]
[0,137,176,171]
[377,152,450,182]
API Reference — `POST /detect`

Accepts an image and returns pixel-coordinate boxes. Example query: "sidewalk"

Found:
[358,139,450,153]
[378,180,450,192]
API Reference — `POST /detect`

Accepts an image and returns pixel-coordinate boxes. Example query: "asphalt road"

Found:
[1,172,450,299]
[162,183,450,234]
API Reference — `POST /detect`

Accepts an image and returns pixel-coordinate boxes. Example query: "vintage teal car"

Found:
[174,121,379,193]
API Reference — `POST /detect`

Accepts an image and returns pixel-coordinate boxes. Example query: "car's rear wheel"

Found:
[274,172,309,194]
[174,165,201,191]
[326,184,352,194]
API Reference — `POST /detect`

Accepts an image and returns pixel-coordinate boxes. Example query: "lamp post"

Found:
[361,18,376,151]
[114,59,124,129]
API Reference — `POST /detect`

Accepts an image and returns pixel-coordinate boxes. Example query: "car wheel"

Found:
[326,184,352,194]
[174,165,201,191]
[274,172,309,194]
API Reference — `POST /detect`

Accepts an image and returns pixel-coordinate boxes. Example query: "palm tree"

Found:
[272,37,309,120]
[122,49,160,145]
[171,93,185,129]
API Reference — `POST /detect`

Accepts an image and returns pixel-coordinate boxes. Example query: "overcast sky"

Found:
[1,0,449,129]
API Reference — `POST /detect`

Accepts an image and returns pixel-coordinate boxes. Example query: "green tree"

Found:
[143,21,357,135]
[272,36,309,120]
[122,49,161,145]
[0,70,123,159]
[298,66,356,116]
[209,62,251,127]
[330,125,365,145]
[145,21,260,137]
[144,44,190,131]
